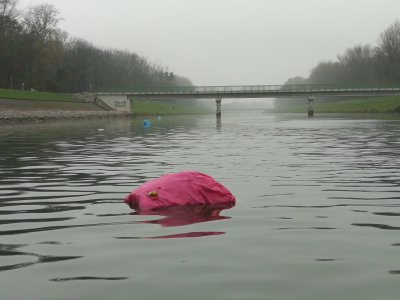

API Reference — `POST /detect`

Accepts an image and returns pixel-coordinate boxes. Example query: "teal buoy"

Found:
[143,120,152,128]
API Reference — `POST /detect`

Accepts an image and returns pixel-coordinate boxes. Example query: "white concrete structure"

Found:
[97,95,131,112]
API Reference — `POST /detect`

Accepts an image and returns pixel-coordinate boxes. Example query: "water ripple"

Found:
[50,276,128,282]
[352,223,400,230]
[2,115,400,299]
[0,243,82,272]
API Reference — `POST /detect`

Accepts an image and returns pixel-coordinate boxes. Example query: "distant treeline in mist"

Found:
[0,0,191,93]
[275,20,400,109]
[285,20,400,87]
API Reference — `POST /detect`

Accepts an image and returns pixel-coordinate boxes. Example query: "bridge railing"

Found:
[122,84,400,94]
[95,84,400,95]
[126,84,303,94]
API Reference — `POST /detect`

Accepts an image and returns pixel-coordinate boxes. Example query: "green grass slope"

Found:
[0,88,78,102]
[131,99,211,115]
[272,96,400,113]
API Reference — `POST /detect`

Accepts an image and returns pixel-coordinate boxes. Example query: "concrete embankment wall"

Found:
[0,110,131,123]
[97,95,131,112]
[0,98,131,123]
[0,98,105,111]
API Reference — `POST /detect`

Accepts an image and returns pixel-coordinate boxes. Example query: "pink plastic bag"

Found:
[124,171,236,212]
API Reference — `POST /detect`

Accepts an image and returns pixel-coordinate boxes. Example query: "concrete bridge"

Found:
[96,84,400,117]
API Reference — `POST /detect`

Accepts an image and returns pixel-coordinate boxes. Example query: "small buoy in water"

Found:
[124,171,236,212]
[143,119,152,127]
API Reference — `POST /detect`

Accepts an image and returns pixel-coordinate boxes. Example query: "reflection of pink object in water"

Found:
[128,204,234,238]
[149,231,225,239]
[124,171,236,212]
[135,203,234,227]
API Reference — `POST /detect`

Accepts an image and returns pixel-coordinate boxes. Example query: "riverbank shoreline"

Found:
[0,95,210,124]
[0,95,132,124]
[272,95,400,114]
[0,110,132,124]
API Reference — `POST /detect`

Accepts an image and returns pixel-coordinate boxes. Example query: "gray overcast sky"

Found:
[18,0,400,86]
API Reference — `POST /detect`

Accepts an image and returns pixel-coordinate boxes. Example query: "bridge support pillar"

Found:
[127,96,133,113]
[308,94,314,117]
[216,97,222,119]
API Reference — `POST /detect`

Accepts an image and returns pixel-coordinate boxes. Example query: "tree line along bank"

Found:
[0,0,192,94]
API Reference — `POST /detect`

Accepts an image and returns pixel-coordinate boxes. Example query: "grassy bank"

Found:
[0,88,211,116]
[131,99,211,116]
[0,88,78,102]
[272,95,400,114]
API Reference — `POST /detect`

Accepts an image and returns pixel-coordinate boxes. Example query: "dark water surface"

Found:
[1,112,400,300]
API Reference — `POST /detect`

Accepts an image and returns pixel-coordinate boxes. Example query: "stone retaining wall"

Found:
[0,98,105,111]
[0,111,131,124]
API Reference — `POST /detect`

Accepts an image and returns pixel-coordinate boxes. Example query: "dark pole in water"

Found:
[308,93,314,117]
[216,97,222,119]
[127,96,133,113]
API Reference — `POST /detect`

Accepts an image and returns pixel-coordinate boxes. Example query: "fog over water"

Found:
[17,0,400,85]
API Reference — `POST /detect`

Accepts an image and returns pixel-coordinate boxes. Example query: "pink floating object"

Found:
[124,171,236,212]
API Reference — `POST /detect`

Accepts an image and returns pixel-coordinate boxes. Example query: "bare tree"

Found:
[376,20,400,82]
[0,0,18,18]
[337,45,375,85]
[309,61,343,85]
[21,4,64,90]
[378,21,400,53]
[23,3,62,40]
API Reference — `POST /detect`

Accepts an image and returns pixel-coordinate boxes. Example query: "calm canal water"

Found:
[1,112,400,300]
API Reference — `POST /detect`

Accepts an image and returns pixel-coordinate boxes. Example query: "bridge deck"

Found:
[97,85,400,99]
